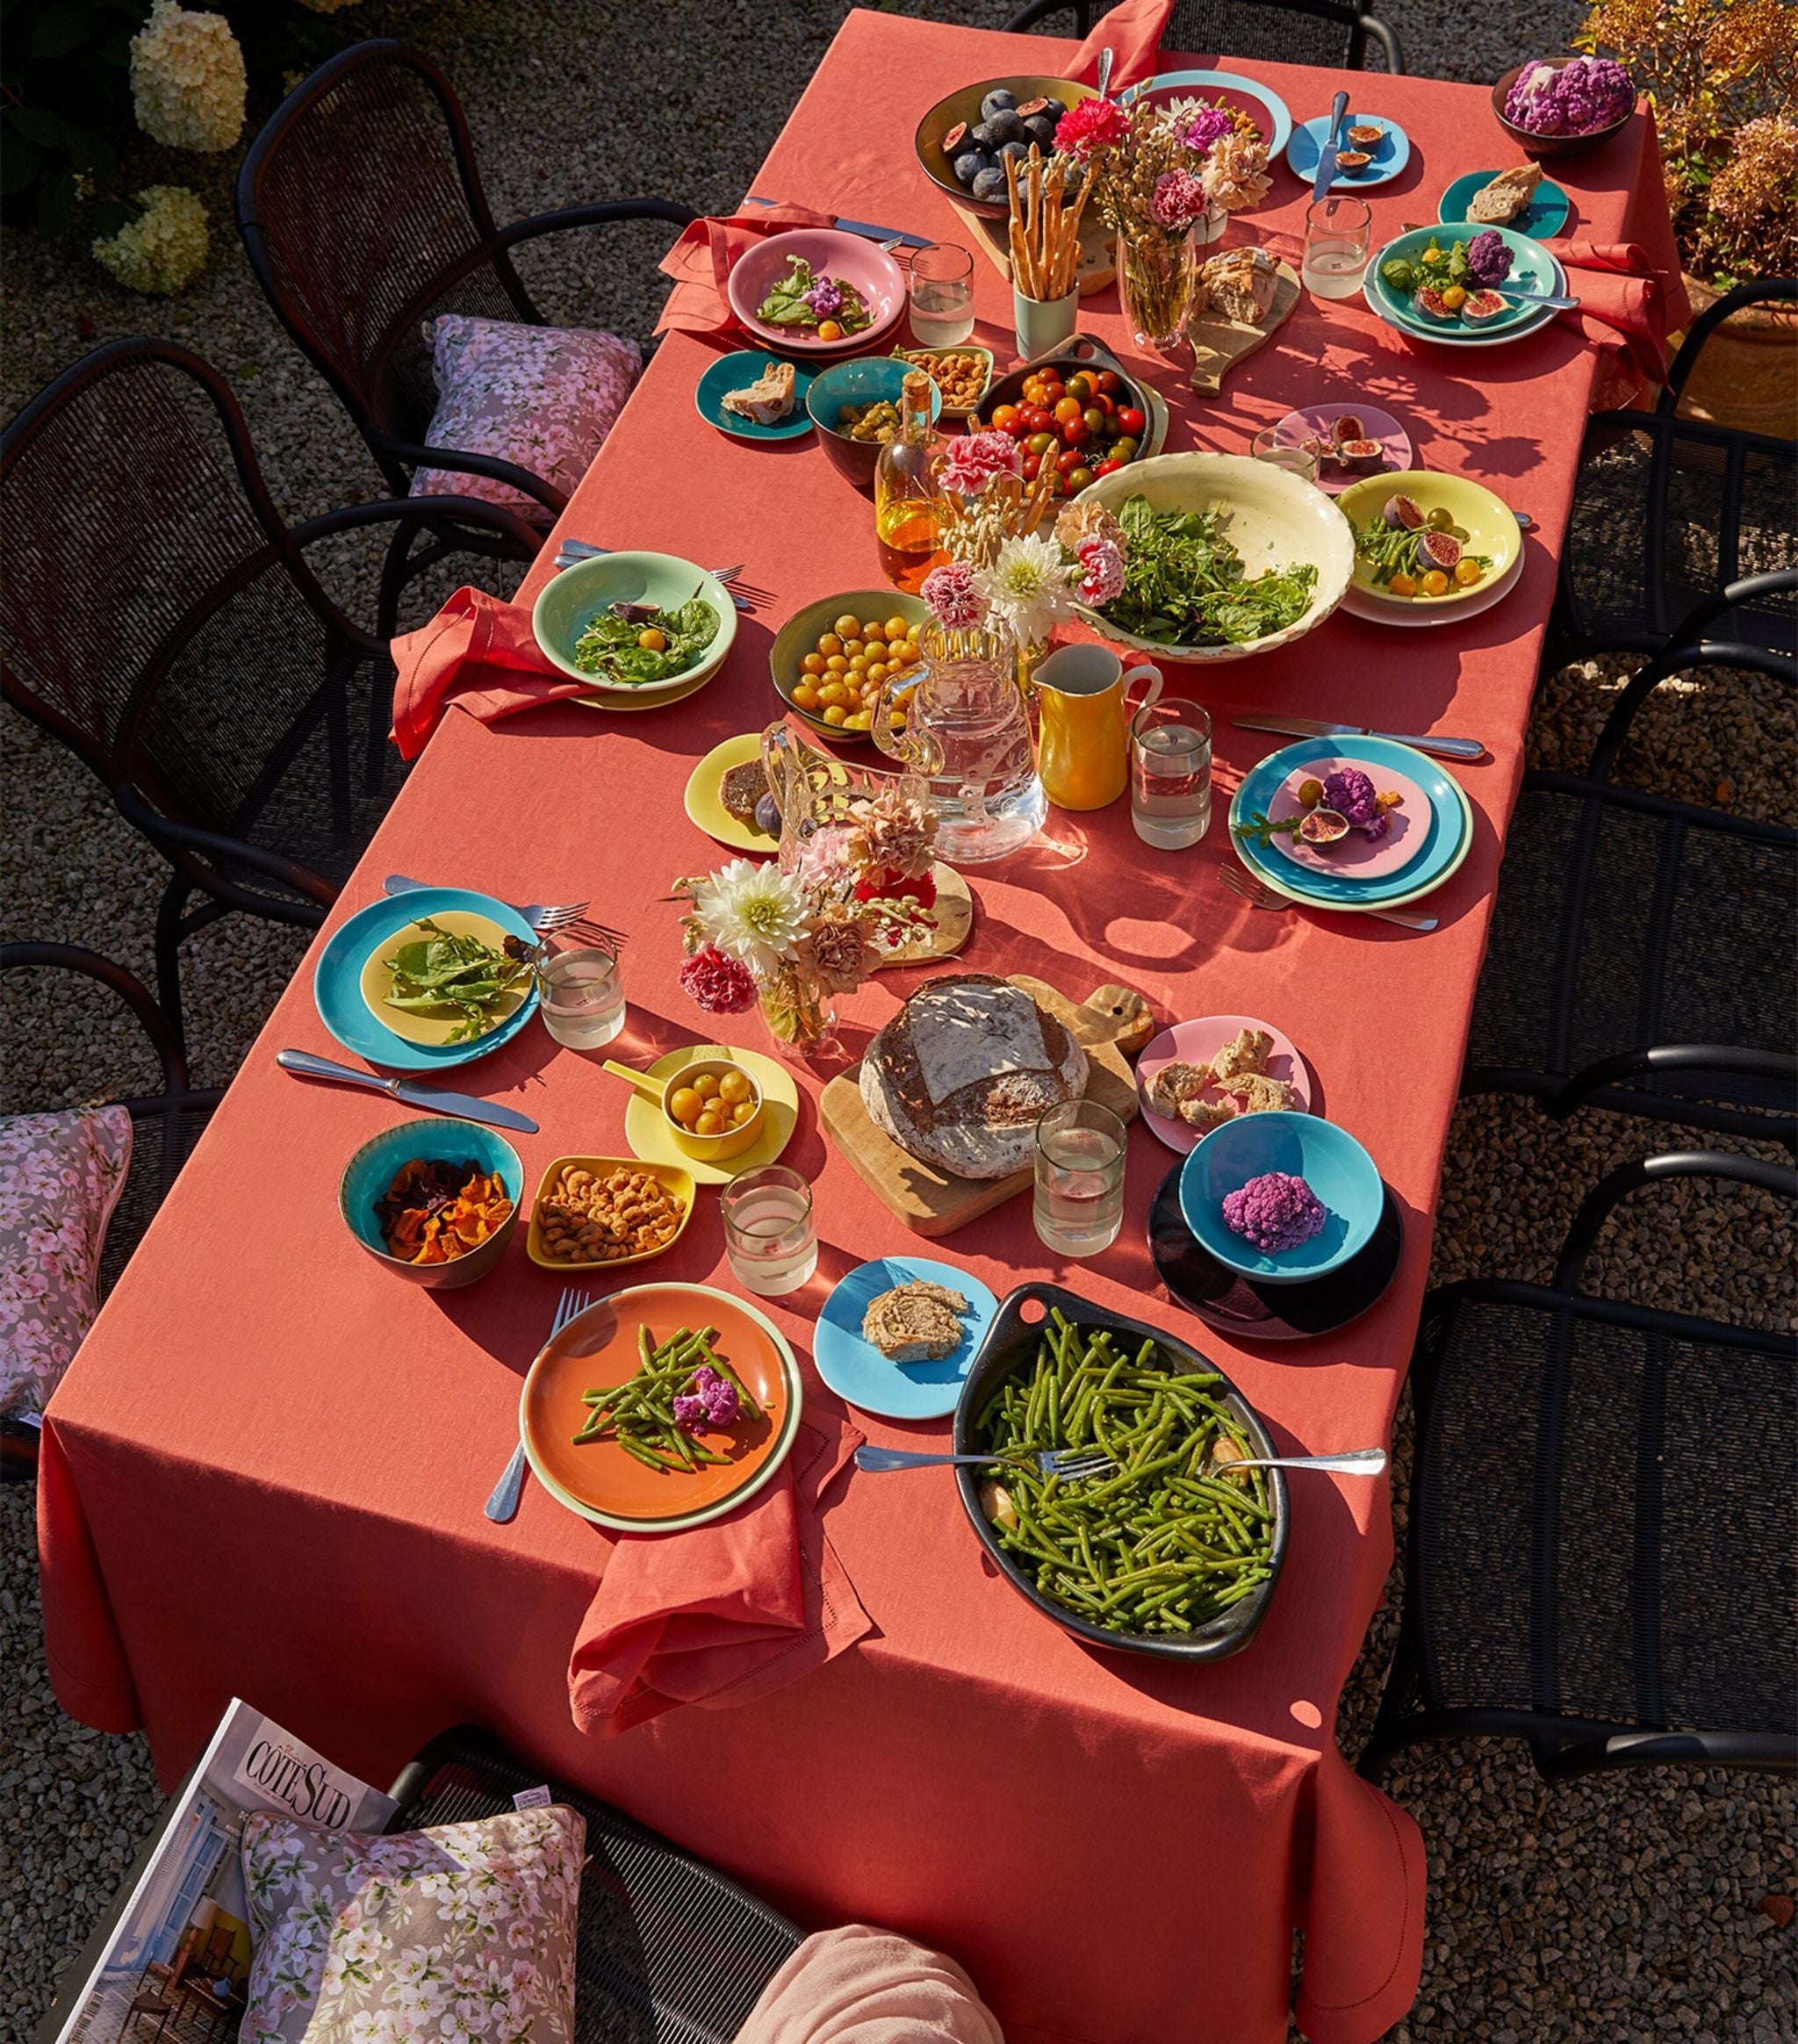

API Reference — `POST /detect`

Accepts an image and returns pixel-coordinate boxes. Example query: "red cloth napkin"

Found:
[1549,240,1681,411]
[389,586,590,761]
[656,202,838,340]
[568,1409,871,1738]
[1069,0,1173,90]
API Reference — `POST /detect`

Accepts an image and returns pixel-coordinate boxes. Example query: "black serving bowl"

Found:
[953,1280,1289,1660]
[1491,58,1634,159]
[914,73,1097,220]
[976,344,1152,436]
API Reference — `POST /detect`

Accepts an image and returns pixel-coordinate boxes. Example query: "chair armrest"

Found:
[1663,569,1798,656]
[113,787,337,918]
[493,198,697,256]
[1002,0,1095,29]
[1545,1729,1798,1779]
[1553,1148,1798,1292]
[1587,638,1797,781]
[0,942,190,1092]
[1660,278,1798,412]
[1549,1045,1798,1125]
[1363,16,1406,73]
[371,438,566,519]
[289,494,545,558]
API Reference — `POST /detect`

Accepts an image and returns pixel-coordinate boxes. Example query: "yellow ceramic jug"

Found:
[1034,643,1164,810]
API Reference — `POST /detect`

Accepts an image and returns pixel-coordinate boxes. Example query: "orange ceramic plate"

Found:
[519,1283,802,1530]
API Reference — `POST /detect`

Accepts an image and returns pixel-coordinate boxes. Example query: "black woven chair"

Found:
[236,39,694,618]
[385,1726,802,2040]
[0,337,539,1049]
[1361,1150,1798,1785]
[1556,280,1797,664]
[1464,638,1798,1144]
[0,944,222,1483]
[1003,0,1405,71]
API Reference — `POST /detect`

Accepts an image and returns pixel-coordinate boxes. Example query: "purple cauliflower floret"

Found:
[803,277,845,318]
[673,1365,741,1434]
[1466,229,1513,287]
[1362,808,1391,842]
[1221,1171,1327,1255]
[1323,766,1380,829]
[1506,57,1634,138]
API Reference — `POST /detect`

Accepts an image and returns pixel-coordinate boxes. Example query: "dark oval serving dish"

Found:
[952,1279,1290,1660]
[976,347,1152,435]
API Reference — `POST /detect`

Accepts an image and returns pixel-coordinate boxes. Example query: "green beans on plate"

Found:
[973,1306,1276,1636]
[572,1322,761,1473]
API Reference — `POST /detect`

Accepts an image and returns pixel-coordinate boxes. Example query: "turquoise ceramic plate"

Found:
[314,887,539,1070]
[1179,1113,1384,1284]
[1286,112,1412,190]
[1124,69,1292,160]
[1437,169,1571,241]
[1364,223,1564,344]
[1229,737,1472,910]
[815,1256,999,1421]
[694,351,816,441]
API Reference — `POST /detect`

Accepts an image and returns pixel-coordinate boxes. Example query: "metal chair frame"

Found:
[1003,0,1405,72]
[1361,1149,1798,1786]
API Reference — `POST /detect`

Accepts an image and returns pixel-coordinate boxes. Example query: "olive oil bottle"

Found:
[874,370,948,593]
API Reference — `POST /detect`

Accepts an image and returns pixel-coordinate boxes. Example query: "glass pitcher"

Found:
[873,626,1046,864]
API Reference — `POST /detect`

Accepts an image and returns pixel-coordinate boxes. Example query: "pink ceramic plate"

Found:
[1136,1016,1313,1155]
[727,230,906,355]
[1268,756,1431,878]
[1274,403,1413,496]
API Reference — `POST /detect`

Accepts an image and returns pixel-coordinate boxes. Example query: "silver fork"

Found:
[1217,863,1438,932]
[853,1445,1111,1479]
[485,1285,593,1523]
[550,540,762,611]
[383,874,625,949]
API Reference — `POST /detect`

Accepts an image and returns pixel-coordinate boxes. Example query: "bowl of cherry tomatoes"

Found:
[980,356,1153,499]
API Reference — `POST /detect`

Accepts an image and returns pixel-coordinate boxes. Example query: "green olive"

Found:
[1426,506,1454,531]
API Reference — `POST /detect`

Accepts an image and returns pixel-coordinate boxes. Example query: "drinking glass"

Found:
[536,945,624,1049]
[1302,196,1373,300]
[1130,698,1212,849]
[908,242,977,348]
[722,1166,817,1296]
[1250,427,1320,484]
[1033,1099,1127,1259]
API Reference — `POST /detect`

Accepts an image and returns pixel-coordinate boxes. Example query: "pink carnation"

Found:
[937,429,1024,496]
[921,559,983,631]
[1178,104,1236,153]
[678,944,759,1014]
[1075,536,1125,607]
[1150,169,1210,229]
[1054,96,1131,159]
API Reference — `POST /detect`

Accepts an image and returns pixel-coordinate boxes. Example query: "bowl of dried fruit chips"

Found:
[340,1119,522,1287]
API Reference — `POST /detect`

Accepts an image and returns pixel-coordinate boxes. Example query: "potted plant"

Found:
[1575,0,1796,433]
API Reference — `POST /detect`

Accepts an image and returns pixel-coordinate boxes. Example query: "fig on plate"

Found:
[1336,438,1386,471]
[942,120,969,155]
[1334,150,1371,171]
[1413,286,1455,320]
[1417,529,1463,570]
[753,792,782,838]
[1383,493,1424,530]
[1461,289,1508,325]
[1329,412,1367,446]
[1298,808,1350,845]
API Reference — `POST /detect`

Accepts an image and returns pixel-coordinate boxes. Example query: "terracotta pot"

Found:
[1672,276,1798,437]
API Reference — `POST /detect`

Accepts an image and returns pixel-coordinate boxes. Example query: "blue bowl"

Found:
[806,356,942,488]
[340,1119,523,1289]
[1179,1115,1383,1285]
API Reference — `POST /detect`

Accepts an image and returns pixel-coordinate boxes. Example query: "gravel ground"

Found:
[4,3,1793,2038]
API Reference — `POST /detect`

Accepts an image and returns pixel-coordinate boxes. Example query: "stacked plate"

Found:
[1227,736,1473,913]
[1335,470,1527,629]
[1363,223,1566,350]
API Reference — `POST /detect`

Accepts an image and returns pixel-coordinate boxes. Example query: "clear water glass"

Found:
[1130,698,1212,849]
[1302,195,1373,300]
[1250,427,1320,484]
[908,241,977,348]
[537,946,624,1049]
[722,1166,817,1297]
[1033,1099,1127,1259]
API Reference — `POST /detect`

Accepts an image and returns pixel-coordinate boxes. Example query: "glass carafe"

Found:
[873,370,949,593]
[873,626,1045,864]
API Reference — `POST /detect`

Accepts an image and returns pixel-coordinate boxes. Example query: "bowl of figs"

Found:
[914,75,1096,218]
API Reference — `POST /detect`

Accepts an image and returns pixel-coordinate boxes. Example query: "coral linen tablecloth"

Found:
[38,16,1683,2043]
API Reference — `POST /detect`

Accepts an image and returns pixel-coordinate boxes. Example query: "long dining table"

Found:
[36,13,1687,2041]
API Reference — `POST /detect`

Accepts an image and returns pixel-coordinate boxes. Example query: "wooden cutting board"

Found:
[1187,258,1301,396]
[873,864,973,972]
[820,977,1154,1237]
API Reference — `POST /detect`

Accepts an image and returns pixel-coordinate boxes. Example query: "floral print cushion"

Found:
[411,313,641,522]
[0,1105,132,1419]
[240,1804,586,2044]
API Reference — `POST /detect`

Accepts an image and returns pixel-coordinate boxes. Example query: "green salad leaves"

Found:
[383,918,535,1043]
[753,256,872,334]
[1096,494,1319,648]
[572,593,719,685]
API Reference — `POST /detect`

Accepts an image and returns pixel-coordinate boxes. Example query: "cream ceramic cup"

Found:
[1033,642,1164,810]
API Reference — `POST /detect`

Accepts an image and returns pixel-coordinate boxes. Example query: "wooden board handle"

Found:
[1070,983,1156,1060]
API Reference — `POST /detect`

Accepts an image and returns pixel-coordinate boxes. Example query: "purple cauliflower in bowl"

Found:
[1466,230,1513,288]
[1222,1171,1327,1255]
[1505,57,1634,138]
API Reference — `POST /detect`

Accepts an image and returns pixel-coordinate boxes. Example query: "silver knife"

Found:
[1233,716,1485,761]
[276,1049,540,1134]
[1313,90,1350,201]
[743,196,927,249]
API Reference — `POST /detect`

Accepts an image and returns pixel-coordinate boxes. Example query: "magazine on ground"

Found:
[47,1697,395,2044]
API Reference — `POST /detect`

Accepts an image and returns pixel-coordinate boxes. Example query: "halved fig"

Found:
[1413,286,1455,320]
[1417,529,1462,570]
[1383,493,1424,530]
[1460,288,1508,326]
[1015,97,1051,119]
[1329,412,1367,446]
[1298,808,1350,845]
[1336,437,1386,471]
[942,120,969,155]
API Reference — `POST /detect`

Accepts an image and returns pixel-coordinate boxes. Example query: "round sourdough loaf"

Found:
[859,972,1090,1179]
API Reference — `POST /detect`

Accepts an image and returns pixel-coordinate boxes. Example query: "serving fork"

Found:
[383,874,624,952]
[1217,862,1438,932]
[485,1286,592,1523]
[551,539,769,611]
[854,1445,1112,1479]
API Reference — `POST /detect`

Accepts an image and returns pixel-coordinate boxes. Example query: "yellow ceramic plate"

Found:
[683,735,782,853]
[526,1155,696,1271]
[623,1043,799,1185]
[357,909,532,1048]
[1337,470,1522,610]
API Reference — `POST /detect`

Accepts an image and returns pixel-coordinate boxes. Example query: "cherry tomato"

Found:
[1091,392,1116,417]
[1082,407,1106,437]
[1059,416,1091,448]
[1115,405,1147,438]
[1024,407,1055,435]
[1020,452,1041,481]
[1111,435,1140,463]
[1053,396,1084,428]
[1054,446,1085,476]
[1095,370,1120,396]
[990,404,1021,434]
[1066,466,1095,493]
[1066,372,1094,404]
[1025,430,1056,457]
[1020,378,1046,407]
[1092,457,1124,478]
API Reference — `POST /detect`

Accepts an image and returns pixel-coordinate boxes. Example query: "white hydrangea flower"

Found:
[91,186,210,295]
[130,2,246,153]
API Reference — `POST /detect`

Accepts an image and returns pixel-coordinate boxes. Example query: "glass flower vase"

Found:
[1118,227,1202,356]
[756,956,838,1062]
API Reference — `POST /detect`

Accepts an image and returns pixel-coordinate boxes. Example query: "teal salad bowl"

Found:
[806,356,943,490]
[340,1118,523,1288]
[1179,1113,1383,1285]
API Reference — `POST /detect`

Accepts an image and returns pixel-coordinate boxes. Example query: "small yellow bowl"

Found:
[605,1055,765,1162]
[526,1155,695,1271]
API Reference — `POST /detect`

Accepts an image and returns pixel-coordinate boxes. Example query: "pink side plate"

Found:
[727,230,906,355]
[1267,756,1432,879]
[1136,1016,1314,1156]
[1274,403,1413,496]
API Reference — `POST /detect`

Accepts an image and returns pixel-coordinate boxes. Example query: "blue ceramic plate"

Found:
[695,351,816,441]
[1179,1113,1384,1284]
[815,1256,998,1421]
[314,888,539,1071]
[1285,112,1412,190]
[1229,738,1471,909]
[1124,69,1292,161]
[1437,169,1571,241]
[1364,223,1564,344]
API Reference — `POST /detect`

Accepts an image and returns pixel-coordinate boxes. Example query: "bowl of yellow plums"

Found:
[769,588,930,745]
[607,1055,765,1162]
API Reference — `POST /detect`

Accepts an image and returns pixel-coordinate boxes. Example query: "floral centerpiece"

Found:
[1055,94,1271,350]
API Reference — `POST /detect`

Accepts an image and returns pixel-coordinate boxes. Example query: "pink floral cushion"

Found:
[238,1804,585,2044]
[0,1105,132,1419]
[411,313,640,522]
